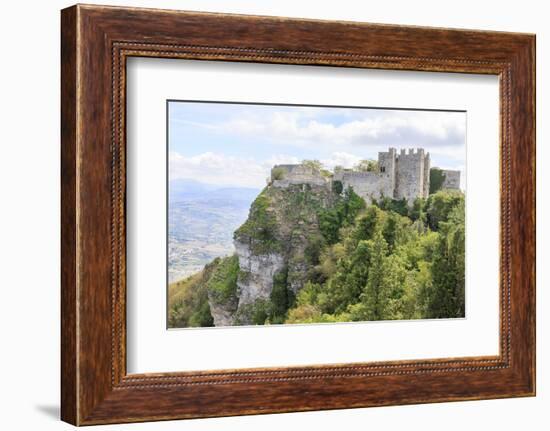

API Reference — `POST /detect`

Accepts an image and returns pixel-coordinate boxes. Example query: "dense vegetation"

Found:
[168,267,214,328]
[287,188,465,323]
[168,186,465,327]
[429,168,446,194]
[234,192,281,254]
[168,255,239,328]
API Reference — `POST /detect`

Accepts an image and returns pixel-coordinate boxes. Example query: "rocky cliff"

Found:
[204,181,336,325]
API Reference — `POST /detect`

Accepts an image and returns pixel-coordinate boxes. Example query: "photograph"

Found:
[167,101,466,328]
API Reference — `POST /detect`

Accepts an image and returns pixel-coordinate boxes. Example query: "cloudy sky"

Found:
[168,101,466,189]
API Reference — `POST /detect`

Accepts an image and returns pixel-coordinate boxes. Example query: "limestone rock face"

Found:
[287,260,309,294]
[205,180,335,326]
[234,239,285,307]
[208,291,238,327]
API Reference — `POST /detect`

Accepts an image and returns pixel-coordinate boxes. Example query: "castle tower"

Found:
[395,148,430,203]
[423,152,431,198]
[377,147,397,196]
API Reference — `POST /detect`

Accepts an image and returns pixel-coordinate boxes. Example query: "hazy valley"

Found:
[168,179,259,283]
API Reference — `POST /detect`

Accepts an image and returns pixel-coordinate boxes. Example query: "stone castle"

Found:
[270,147,461,204]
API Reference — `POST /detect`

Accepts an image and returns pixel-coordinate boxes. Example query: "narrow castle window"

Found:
[380,166,386,173]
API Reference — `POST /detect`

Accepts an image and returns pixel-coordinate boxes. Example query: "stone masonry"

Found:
[271,147,461,204]
[271,164,329,188]
[441,169,461,190]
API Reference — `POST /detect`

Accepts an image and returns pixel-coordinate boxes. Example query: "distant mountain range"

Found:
[169,178,260,203]
[168,179,260,283]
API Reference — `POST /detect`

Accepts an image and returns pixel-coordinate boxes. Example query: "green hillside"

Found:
[168,186,465,328]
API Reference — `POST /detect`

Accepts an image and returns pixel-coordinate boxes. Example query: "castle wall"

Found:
[423,153,431,198]
[442,169,461,190]
[271,164,328,188]
[334,171,393,202]
[270,147,436,205]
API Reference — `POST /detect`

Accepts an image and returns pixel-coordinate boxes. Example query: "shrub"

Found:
[234,190,280,253]
[234,299,271,325]
[409,197,427,223]
[167,270,214,328]
[426,190,464,230]
[271,167,286,181]
[355,159,379,172]
[206,255,239,303]
[301,159,323,171]
[332,180,344,195]
[318,187,366,244]
[269,267,294,323]
[374,196,408,217]
[304,235,324,265]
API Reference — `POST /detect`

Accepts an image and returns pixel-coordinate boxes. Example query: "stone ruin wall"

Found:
[333,171,394,202]
[271,164,329,188]
[269,148,462,205]
[423,155,431,198]
[442,169,461,190]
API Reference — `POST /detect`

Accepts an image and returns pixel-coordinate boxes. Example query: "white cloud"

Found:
[213,109,465,155]
[169,107,466,189]
[321,152,362,170]
[169,151,371,189]
[169,152,268,189]
[265,154,301,166]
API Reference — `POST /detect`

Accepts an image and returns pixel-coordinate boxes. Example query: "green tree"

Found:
[332,179,344,195]
[168,262,218,328]
[351,205,383,244]
[269,267,294,323]
[321,238,372,314]
[382,253,414,320]
[361,231,389,320]
[206,255,239,303]
[234,190,280,253]
[318,187,366,244]
[355,159,379,172]
[426,190,464,230]
[424,204,465,318]
[429,168,446,194]
[318,209,341,244]
[341,187,366,224]
[301,159,323,171]
[409,197,427,223]
[271,167,286,180]
[382,212,411,251]
[374,196,408,217]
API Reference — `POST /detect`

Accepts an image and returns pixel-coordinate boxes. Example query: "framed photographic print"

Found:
[61,4,535,425]
[164,101,466,330]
